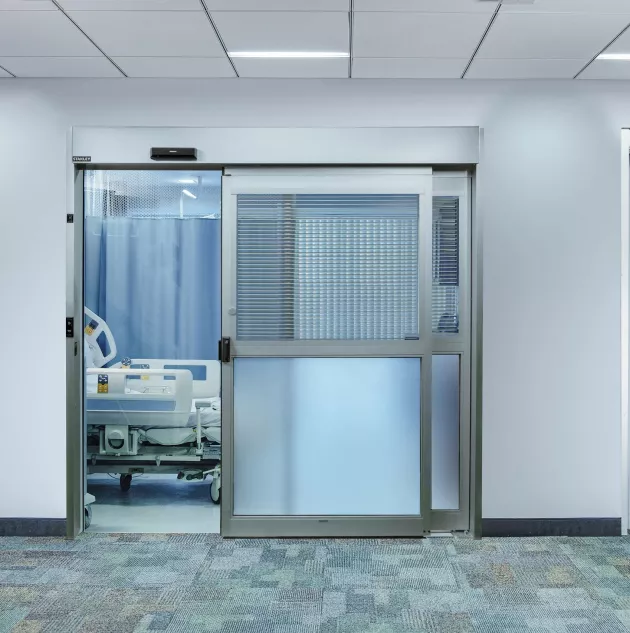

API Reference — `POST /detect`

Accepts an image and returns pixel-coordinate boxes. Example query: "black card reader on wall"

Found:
[150,147,197,161]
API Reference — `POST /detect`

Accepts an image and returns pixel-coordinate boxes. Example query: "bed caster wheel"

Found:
[210,479,221,505]
[120,474,132,492]
[84,505,92,529]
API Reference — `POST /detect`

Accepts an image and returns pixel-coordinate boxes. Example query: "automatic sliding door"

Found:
[221,169,433,538]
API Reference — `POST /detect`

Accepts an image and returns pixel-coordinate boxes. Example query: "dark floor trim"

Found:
[0,518,66,537]
[483,518,621,537]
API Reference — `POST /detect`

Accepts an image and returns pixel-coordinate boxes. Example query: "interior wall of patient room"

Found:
[0,78,622,520]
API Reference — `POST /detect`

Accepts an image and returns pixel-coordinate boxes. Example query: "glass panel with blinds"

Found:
[432,196,460,334]
[236,194,419,341]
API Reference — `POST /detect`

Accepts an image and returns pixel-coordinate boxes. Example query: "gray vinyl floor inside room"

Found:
[3,535,630,632]
[86,474,220,534]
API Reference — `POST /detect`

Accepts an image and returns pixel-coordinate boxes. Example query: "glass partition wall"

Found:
[220,169,471,537]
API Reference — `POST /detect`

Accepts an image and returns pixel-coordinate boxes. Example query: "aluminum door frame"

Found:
[67,163,482,539]
[220,168,434,538]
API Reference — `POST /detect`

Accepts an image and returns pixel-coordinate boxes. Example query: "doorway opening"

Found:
[82,168,222,533]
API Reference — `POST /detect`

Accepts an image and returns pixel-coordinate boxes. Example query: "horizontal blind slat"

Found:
[237,193,419,341]
[432,196,460,334]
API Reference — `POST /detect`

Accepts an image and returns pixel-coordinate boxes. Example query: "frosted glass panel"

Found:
[432,355,460,510]
[234,357,421,516]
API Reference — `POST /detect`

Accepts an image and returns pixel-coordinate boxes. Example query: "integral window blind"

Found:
[236,194,419,341]
[432,196,460,334]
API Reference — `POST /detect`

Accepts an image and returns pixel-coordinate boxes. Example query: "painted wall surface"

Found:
[0,78,623,519]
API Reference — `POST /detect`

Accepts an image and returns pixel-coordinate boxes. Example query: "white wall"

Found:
[0,78,624,520]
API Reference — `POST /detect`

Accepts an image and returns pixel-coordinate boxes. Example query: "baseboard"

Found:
[0,518,66,537]
[482,517,621,537]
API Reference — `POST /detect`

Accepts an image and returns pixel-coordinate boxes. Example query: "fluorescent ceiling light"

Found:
[178,178,197,184]
[182,189,197,199]
[598,53,630,61]
[229,51,349,59]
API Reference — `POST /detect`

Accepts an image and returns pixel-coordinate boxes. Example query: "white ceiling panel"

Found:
[354,12,491,58]
[68,10,225,57]
[0,11,101,56]
[0,1,55,9]
[115,56,235,77]
[579,59,630,79]
[466,58,585,79]
[233,58,348,78]
[0,56,122,76]
[212,11,349,53]
[599,24,630,54]
[355,0,498,12]
[204,0,349,9]
[500,0,630,13]
[60,0,201,9]
[353,57,466,78]
[0,66,13,77]
[478,13,630,59]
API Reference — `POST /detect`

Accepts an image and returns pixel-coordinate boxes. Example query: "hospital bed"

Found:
[84,308,222,504]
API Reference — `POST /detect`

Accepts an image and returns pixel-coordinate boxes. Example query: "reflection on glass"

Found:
[432,355,460,510]
[233,357,421,516]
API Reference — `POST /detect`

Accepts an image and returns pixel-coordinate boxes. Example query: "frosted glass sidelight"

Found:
[233,357,421,516]
[432,355,460,510]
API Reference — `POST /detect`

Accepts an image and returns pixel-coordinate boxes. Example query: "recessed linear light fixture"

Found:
[598,53,630,61]
[228,51,349,59]
[182,189,197,199]
[178,178,197,184]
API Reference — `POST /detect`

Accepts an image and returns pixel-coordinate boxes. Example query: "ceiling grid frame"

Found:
[199,0,239,78]
[461,1,503,80]
[0,63,16,78]
[348,0,354,78]
[574,19,630,78]
[50,0,127,77]
[1,0,630,80]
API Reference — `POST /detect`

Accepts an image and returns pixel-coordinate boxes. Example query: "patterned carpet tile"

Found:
[1,535,630,631]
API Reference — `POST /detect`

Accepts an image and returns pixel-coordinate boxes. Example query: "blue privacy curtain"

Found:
[84,214,220,361]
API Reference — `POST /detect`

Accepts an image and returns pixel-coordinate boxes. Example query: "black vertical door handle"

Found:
[218,337,231,363]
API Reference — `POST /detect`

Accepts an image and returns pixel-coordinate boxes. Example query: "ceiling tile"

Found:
[352,57,466,78]
[0,11,101,56]
[68,10,225,57]
[204,0,348,9]
[478,12,630,59]
[211,11,349,53]
[114,56,235,77]
[58,0,201,10]
[500,0,630,13]
[353,12,491,58]
[0,56,122,76]
[233,58,348,78]
[599,23,630,54]
[466,58,585,79]
[0,66,13,77]
[355,0,498,12]
[0,1,55,9]
[579,59,630,79]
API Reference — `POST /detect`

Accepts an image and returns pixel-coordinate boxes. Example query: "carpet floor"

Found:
[2,534,630,632]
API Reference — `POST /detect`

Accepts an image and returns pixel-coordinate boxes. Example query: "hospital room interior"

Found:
[83,169,222,533]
